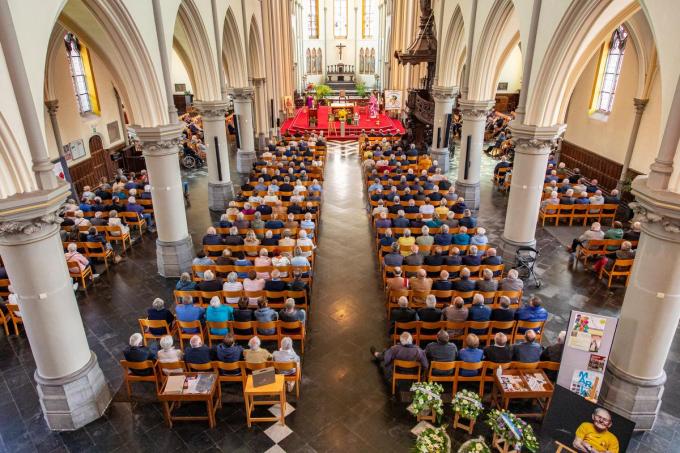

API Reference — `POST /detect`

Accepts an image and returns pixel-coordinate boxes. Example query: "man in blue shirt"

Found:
[512,330,543,363]
[452,226,471,245]
[176,296,205,334]
[184,335,212,364]
[468,294,491,333]
[515,296,549,332]
[125,196,155,229]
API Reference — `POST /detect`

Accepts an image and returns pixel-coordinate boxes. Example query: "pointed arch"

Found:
[174,0,219,100]
[360,48,365,73]
[467,0,518,100]
[222,7,248,88]
[248,16,265,79]
[0,113,36,197]
[317,48,322,73]
[438,5,465,87]
[306,48,312,74]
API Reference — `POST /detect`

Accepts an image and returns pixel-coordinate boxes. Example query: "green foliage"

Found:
[314,84,333,100]
[356,81,368,98]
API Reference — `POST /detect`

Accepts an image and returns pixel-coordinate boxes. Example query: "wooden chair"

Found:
[155,360,186,379]
[392,321,420,344]
[465,321,492,346]
[286,289,310,314]
[570,205,589,226]
[255,321,279,344]
[84,242,113,273]
[0,278,11,298]
[489,320,516,337]
[0,309,10,336]
[138,318,176,346]
[427,361,456,388]
[453,361,484,394]
[512,321,546,344]
[106,225,132,253]
[186,362,215,372]
[122,212,147,237]
[277,320,306,353]
[213,361,246,391]
[177,320,205,349]
[120,360,160,397]
[6,304,22,335]
[481,361,512,397]
[67,261,93,289]
[391,360,422,395]
[231,321,257,344]
[599,259,634,288]
[205,321,230,347]
[418,321,445,343]
[273,361,302,398]
[507,361,539,371]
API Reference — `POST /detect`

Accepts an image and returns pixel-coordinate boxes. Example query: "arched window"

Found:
[370,48,376,73]
[362,0,377,38]
[334,0,348,38]
[306,49,311,74]
[311,49,317,74]
[595,25,628,113]
[64,33,100,115]
[306,0,319,39]
[316,48,323,73]
[360,48,365,73]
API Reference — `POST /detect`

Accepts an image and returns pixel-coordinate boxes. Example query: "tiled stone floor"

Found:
[0,141,678,452]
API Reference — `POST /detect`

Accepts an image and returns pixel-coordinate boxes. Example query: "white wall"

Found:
[563,42,661,174]
[496,43,522,93]
[171,48,193,93]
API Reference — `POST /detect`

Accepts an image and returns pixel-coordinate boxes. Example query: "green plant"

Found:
[314,84,332,100]
[452,389,484,421]
[408,382,445,419]
[412,426,450,453]
[356,81,368,98]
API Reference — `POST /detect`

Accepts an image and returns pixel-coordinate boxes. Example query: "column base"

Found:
[208,181,234,212]
[35,352,111,431]
[499,235,536,266]
[236,149,256,174]
[156,235,194,277]
[454,180,480,210]
[430,148,450,173]
[600,362,665,431]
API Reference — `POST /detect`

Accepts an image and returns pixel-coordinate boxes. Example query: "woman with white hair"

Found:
[243,336,273,363]
[263,186,279,203]
[202,226,223,245]
[500,269,524,303]
[123,333,155,375]
[253,248,272,280]
[64,243,90,273]
[157,335,183,374]
[279,298,306,323]
[206,296,233,336]
[568,221,605,253]
[222,272,243,303]
[146,297,175,335]
[415,225,434,247]
[226,201,240,219]
[273,337,301,385]
[175,272,197,291]
[470,227,488,248]
[107,210,129,237]
[244,230,260,256]
[300,213,315,239]
[295,230,315,257]
[476,268,499,300]
[73,210,91,229]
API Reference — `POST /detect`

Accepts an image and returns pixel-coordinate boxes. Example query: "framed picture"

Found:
[497,82,508,90]
[107,121,120,143]
[69,139,86,161]
[384,90,403,110]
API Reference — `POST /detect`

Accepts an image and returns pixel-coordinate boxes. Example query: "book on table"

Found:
[164,375,185,395]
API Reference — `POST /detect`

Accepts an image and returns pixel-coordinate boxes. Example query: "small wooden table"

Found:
[491,369,554,419]
[157,372,221,428]
[244,374,286,427]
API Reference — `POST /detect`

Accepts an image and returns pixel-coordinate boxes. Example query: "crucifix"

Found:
[336,43,346,60]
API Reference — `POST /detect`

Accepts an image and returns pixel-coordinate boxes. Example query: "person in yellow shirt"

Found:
[434,199,450,218]
[418,155,432,171]
[573,408,619,453]
[397,229,416,256]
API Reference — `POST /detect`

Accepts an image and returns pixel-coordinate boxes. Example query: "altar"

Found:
[329,102,355,117]
[326,63,355,84]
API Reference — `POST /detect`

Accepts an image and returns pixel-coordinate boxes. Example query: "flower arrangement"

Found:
[457,437,491,453]
[485,409,539,453]
[408,382,445,419]
[413,426,450,453]
[336,109,348,121]
[452,390,484,421]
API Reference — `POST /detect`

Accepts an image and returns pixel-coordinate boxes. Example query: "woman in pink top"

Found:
[254,248,272,279]
[243,270,265,305]
[64,243,90,273]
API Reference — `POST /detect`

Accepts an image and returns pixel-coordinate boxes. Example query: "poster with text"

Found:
[556,310,618,403]
[384,90,403,110]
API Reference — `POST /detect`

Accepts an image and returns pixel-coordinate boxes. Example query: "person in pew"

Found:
[623,221,641,241]
[375,212,392,229]
[432,270,452,291]
[380,229,396,248]
[279,229,296,247]
[575,191,591,205]
[175,296,205,333]
[453,268,476,292]
[125,196,155,232]
[559,188,576,205]
[296,230,315,257]
[483,332,513,363]
[452,198,467,214]
[216,249,235,266]
[586,179,599,193]
[206,296,234,336]
[476,269,498,298]
[491,296,516,326]
[233,255,253,279]
[557,179,572,194]
[589,190,605,213]
[197,270,222,292]
[424,246,446,267]
[567,222,605,253]
[175,273,197,291]
[390,297,418,329]
[604,221,624,245]
[468,294,492,332]
[90,211,107,226]
[604,188,621,204]
[541,191,560,214]
[244,230,261,256]
[290,247,311,274]
[202,227,223,246]
[250,213,266,233]
[417,295,443,322]
[244,336,273,364]
[279,298,306,323]
[123,333,157,375]
[283,213,299,231]
[243,271,265,305]
[458,334,484,376]
[214,333,244,375]
[446,247,463,266]
[452,226,471,245]
[157,336,183,375]
[459,210,478,229]
[425,212,443,229]
[370,332,429,382]
[500,269,524,302]
[462,246,482,266]
[184,335,212,365]
[274,337,301,390]
[403,199,419,215]
[91,197,106,212]
[404,245,425,267]
[482,248,503,266]
[425,330,457,375]
[386,267,410,291]
[222,272,244,304]
[433,224,453,246]
[416,226,434,247]
[409,269,433,299]
[541,330,566,363]
[593,241,636,274]
[512,330,543,363]
[254,300,278,335]
[264,269,287,292]
[193,251,215,277]
[254,249,272,280]
[393,210,410,228]
[515,296,548,330]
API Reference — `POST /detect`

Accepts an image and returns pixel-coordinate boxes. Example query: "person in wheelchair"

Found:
[182,141,204,167]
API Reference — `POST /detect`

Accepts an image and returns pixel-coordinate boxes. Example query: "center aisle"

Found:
[280,141,414,452]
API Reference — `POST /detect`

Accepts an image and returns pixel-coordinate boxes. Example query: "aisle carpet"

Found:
[280,106,405,140]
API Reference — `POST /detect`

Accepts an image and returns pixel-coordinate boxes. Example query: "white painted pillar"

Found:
[194,100,234,211]
[232,87,257,173]
[455,99,494,209]
[135,124,194,277]
[0,185,110,429]
[431,85,458,172]
[499,123,564,262]
[600,178,680,430]
[617,98,648,191]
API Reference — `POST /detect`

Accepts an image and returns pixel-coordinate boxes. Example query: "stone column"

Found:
[135,123,194,277]
[231,87,257,174]
[45,100,78,200]
[600,177,680,430]
[455,99,494,209]
[499,123,564,262]
[194,101,234,211]
[0,184,110,430]
[617,98,648,191]
[251,77,268,145]
[431,85,458,172]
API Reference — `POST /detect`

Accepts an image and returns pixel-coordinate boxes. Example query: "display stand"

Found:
[491,433,521,453]
[452,412,476,434]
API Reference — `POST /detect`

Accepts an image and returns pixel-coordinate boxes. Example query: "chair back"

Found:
[186,362,214,372]
[508,361,539,370]
[427,361,456,382]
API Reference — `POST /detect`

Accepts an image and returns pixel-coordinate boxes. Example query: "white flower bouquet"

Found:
[413,426,451,453]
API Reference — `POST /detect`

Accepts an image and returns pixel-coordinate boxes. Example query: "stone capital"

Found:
[133,123,185,158]
[633,97,649,114]
[229,87,255,101]
[250,77,266,87]
[629,176,680,242]
[45,99,59,116]
[458,99,494,121]
[0,183,70,245]
[431,85,458,102]
[193,100,230,120]
[509,122,566,156]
